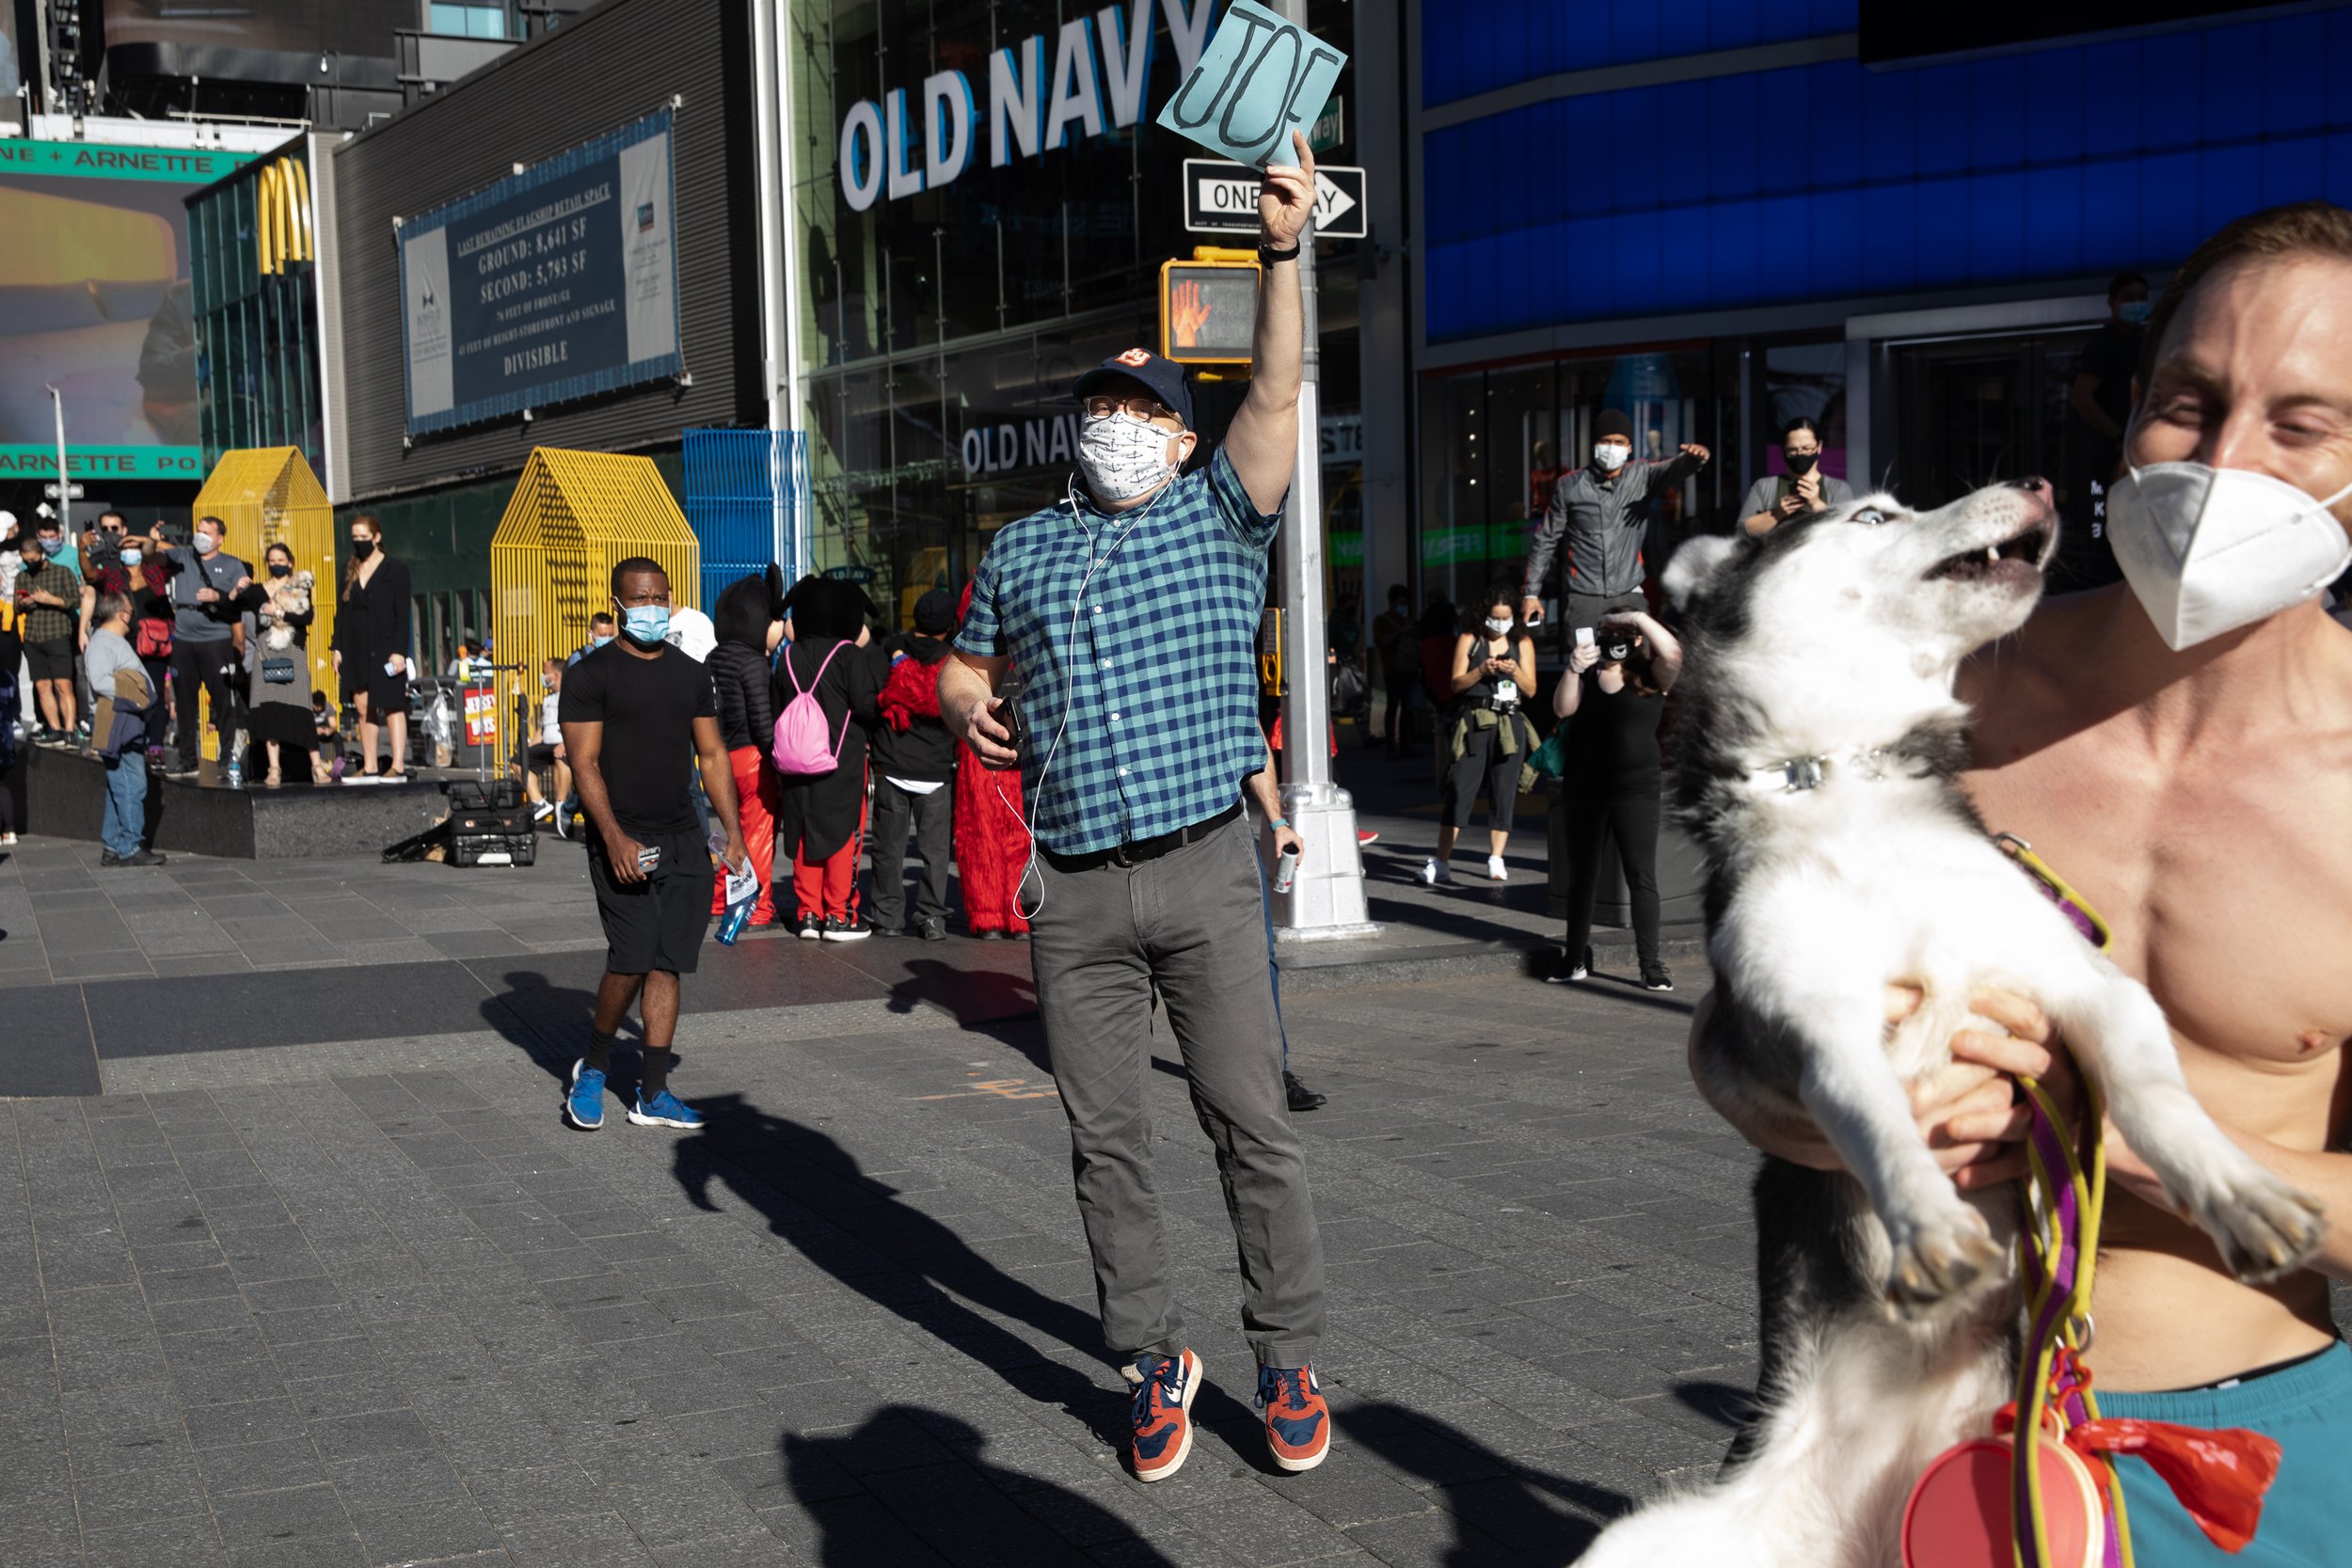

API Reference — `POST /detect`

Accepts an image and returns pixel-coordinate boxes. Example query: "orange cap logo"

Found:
[1114,347,1153,367]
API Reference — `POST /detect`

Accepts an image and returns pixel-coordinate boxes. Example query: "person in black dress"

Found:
[1549,608,1684,992]
[329,515,413,781]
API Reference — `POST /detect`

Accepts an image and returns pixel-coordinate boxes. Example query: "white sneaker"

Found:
[1487,854,1508,882]
[532,800,555,821]
[1419,856,1451,885]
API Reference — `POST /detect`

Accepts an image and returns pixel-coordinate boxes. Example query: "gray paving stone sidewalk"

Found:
[0,964,1756,1567]
[0,836,609,988]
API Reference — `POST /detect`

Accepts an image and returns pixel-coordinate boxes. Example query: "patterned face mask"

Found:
[1076,412,1183,502]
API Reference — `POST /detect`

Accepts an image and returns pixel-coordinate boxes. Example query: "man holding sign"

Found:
[942,131,1330,1484]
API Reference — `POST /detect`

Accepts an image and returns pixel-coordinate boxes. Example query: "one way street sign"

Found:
[1184,159,1366,240]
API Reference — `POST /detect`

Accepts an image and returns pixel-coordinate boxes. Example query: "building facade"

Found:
[784,0,1371,623]
[1408,0,2352,619]
[320,0,765,670]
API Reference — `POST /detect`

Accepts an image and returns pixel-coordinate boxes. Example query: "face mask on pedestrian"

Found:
[620,604,670,646]
[120,546,141,566]
[590,632,612,650]
[2106,438,2352,651]
[194,528,218,555]
[268,561,292,578]
[2119,300,2152,326]
[1076,412,1186,503]
[541,673,557,691]
[1483,615,1512,636]
[1592,441,1629,474]
[1785,450,1820,475]
[350,538,375,561]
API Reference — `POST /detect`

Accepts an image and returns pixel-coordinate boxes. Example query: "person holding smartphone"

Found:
[559,557,748,1134]
[1738,416,1853,535]
[1422,584,1538,886]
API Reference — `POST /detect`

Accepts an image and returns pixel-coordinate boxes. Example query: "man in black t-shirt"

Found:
[2058,270,2151,594]
[558,557,748,1133]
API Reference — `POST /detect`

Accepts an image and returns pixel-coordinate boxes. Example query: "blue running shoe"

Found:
[1129,1349,1200,1483]
[628,1089,704,1130]
[1258,1363,1330,1473]
[564,1059,606,1131]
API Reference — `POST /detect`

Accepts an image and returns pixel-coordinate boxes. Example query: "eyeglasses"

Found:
[1083,394,1179,425]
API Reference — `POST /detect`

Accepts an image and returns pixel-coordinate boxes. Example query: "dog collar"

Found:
[1748,745,1898,793]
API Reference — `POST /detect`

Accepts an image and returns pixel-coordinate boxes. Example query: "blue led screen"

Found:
[1423,10,2352,341]
[1422,0,1858,109]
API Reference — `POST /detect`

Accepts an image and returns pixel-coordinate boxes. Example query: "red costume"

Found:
[950,580,1031,935]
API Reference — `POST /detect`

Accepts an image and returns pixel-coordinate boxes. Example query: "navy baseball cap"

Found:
[1073,348,1193,430]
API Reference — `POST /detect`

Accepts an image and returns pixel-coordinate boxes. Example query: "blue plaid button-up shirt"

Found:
[956,447,1282,856]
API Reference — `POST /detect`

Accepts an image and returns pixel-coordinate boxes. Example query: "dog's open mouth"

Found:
[1926,523,2051,583]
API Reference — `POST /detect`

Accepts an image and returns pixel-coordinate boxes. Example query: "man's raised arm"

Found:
[1223,130,1318,517]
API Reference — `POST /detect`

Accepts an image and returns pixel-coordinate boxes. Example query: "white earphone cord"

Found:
[988,471,1171,923]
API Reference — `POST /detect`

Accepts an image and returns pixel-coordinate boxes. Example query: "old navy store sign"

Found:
[838,0,1216,213]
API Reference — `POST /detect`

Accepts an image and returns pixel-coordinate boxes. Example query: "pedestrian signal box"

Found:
[1160,247,1261,366]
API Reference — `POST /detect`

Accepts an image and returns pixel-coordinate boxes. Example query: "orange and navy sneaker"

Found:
[1127,1349,1200,1482]
[1257,1363,1330,1473]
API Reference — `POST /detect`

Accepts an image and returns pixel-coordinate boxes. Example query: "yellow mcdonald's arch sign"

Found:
[256,156,313,277]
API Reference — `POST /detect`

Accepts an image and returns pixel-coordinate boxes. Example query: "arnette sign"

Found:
[838,0,1216,213]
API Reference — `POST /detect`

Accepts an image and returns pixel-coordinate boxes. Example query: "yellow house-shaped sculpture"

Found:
[192,448,338,700]
[490,450,700,685]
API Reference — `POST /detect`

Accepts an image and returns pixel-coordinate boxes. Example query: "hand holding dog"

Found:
[1698,984,2073,1189]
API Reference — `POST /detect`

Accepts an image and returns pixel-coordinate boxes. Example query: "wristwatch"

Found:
[1258,241,1300,265]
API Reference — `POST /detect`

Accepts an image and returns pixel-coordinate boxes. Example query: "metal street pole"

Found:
[1270,0,1375,937]
[750,0,792,575]
[45,385,69,537]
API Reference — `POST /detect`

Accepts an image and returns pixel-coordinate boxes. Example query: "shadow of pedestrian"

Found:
[1336,1399,1630,1566]
[884,955,1036,1023]
[780,1404,1175,1567]
[671,1092,1184,1453]
[478,968,617,1083]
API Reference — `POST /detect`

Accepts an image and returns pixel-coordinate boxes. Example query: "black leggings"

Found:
[1442,722,1523,833]
[1560,790,1662,968]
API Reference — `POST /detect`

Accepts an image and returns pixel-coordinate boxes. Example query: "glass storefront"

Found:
[787,0,1361,627]
[1416,345,1736,625]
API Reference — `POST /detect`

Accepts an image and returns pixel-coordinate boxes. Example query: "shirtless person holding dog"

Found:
[1709,200,2352,1563]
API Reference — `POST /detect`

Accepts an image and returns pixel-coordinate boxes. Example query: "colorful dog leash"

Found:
[1901,839,2283,1568]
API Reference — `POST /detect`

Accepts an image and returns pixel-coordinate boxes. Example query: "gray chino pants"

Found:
[1030,811,1326,1370]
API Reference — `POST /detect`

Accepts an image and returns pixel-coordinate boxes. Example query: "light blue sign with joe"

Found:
[1153,0,1346,169]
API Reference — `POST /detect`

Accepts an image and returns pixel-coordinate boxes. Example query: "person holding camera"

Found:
[1549,610,1683,991]
[938,134,1330,1485]
[1422,584,1537,886]
[1738,416,1853,535]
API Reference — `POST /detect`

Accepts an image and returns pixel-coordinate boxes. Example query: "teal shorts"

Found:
[2095,1338,2350,1568]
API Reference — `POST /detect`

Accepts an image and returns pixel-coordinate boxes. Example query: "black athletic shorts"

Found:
[586,829,716,975]
[25,637,76,683]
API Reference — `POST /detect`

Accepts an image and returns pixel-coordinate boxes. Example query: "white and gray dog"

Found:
[1573,480,2324,1568]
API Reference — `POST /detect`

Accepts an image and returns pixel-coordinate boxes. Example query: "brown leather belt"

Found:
[1041,800,1243,872]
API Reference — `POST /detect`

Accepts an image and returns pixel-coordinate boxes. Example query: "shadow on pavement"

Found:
[782,1405,1175,1568]
[1337,1399,1630,1566]
[885,954,1036,1022]
[479,968,612,1085]
[670,1093,1173,1451]
[1670,1378,1755,1433]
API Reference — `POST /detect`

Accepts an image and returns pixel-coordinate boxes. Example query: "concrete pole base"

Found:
[1273,782,1380,938]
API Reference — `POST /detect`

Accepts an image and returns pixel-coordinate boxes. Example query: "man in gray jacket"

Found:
[1738,415,1854,534]
[84,593,167,867]
[1518,408,1709,633]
